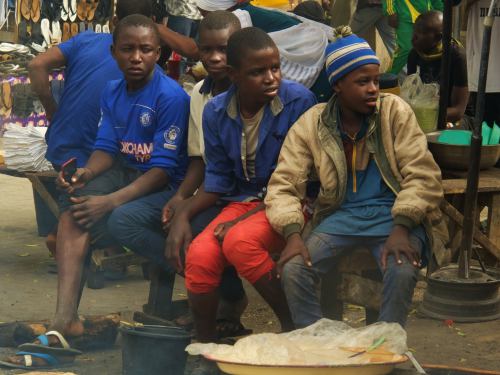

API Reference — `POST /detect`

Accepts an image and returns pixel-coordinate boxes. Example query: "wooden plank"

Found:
[443,178,500,195]
[25,174,59,218]
[98,252,147,269]
[440,200,500,261]
[336,274,382,312]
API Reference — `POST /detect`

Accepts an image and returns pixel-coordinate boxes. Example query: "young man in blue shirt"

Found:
[6,15,189,369]
[167,28,316,354]
[28,0,197,252]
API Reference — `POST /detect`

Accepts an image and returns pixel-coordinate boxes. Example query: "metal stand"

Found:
[421,0,500,322]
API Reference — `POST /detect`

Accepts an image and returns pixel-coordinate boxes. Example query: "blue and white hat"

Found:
[325,26,380,85]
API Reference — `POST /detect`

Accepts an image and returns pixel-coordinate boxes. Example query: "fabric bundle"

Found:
[3,124,53,172]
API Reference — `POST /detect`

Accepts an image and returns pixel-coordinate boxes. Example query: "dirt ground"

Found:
[0,173,499,375]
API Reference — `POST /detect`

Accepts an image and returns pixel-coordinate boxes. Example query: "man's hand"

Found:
[381,225,420,270]
[44,100,57,122]
[388,13,398,28]
[276,233,312,278]
[213,221,235,243]
[56,167,93,194]
[165,214,192,273]
[161,194,185,232]
[69,195,115,229]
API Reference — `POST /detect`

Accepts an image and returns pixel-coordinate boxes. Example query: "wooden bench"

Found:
[321,248,382,324]
[441,168,500,265]
[0,166,182,318]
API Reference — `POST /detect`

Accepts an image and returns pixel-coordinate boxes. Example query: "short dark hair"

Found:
[227,27,277,68]
[113,14,160,45]
[115,0,153,20]
[199,10,241,35]
[415,10,442,28]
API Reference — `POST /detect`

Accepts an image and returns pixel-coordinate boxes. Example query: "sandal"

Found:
[70,22,78,37]
[86,0,97,21]
[69,0,77,22]
[20,0,31,20]
[62,21,70,42]
[31,0,41,23]
[77,0,87,21]
[215,319,253,339]
[18,330,83,356]
[0,351,73,370]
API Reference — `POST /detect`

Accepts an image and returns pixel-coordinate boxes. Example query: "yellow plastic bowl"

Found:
[207,355,408,375]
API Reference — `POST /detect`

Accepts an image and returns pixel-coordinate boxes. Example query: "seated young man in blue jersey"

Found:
[28,0,154,253]
[167,27,316,356]
[6,15,189,369]
[123,11,250,337]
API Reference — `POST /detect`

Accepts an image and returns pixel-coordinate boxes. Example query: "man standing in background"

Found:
[384,0,443,75]
[165,0,202,37]
[350,0,395,55]
[466,0,500,127]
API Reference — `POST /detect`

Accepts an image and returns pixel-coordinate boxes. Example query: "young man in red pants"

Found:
[166,27,315,363]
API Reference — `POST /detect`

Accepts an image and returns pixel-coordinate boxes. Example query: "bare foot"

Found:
[32,319,84,347]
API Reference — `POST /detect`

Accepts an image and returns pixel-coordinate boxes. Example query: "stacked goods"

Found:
[3,123,52,171]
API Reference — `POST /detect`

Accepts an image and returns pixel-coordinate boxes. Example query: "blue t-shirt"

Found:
[314,159,426,244]
[315,159,397,236]
[45,31,123,167]
[94,67,189,185]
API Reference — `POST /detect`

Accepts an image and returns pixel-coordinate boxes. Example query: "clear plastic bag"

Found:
[186,319,407,366]
[400,73,440,133]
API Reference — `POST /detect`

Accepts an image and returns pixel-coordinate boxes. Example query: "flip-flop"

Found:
[76,0,87,21]
[61,0,69,21]
[20,0,31,20]
[18,330,83,356]
[62,22,70,42]
[0,351,70,370]
[102,21,110,33]
[40,18,51,46]
[86,0,97,21]
[51,21,62,43]
[31,0,41,23]
[69,0,78,22]
[70,22,78,37]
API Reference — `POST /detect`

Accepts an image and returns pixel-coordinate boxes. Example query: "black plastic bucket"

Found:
[120,325,191,375]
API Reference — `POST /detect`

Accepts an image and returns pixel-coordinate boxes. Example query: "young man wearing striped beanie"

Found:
[265,26,447,328]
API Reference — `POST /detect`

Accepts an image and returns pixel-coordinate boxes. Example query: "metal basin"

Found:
[427,131,500,170]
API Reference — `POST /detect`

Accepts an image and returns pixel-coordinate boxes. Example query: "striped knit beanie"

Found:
[325,26,380,85]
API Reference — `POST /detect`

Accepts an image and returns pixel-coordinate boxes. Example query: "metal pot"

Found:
[426,131,500,170]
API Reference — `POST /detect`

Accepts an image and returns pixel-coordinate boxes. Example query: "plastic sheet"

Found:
[401,74,440,134]
[187,319,407,366]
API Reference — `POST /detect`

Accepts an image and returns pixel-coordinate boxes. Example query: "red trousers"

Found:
[185,202,285,294]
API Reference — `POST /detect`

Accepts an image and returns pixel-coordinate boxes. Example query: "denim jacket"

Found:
[202,79,316,201]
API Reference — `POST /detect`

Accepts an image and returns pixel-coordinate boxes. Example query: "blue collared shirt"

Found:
[202,79,316,201]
